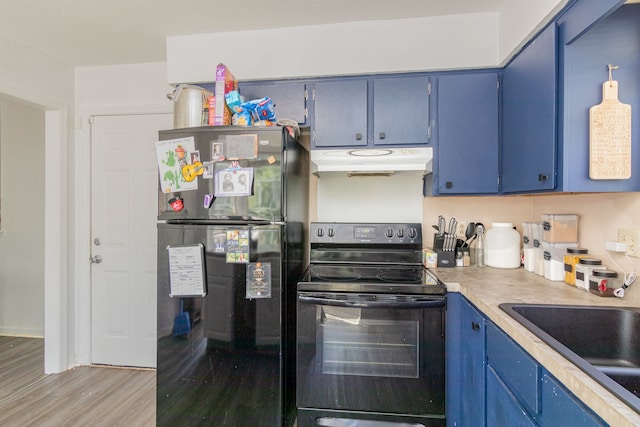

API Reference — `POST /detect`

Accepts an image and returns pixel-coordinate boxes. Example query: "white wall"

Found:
[0,98,45,336]
[167,13,500,84]
[73,62,172,365]
[423,193,640,305]
[498,0,569,62]
[0,32,74,373]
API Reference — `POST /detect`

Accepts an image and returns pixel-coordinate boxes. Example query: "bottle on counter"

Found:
[475,223,486,267]
[485,222,521,269]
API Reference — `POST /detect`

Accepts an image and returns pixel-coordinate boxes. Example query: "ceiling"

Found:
[0,0,507,68]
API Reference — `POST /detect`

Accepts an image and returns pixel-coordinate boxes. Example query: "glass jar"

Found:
[575,258,604,292]
[589,269,622,297]
[563,247,588,286]
[475,223,486,268]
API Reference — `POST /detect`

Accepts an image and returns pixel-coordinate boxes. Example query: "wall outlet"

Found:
[456,222,468,239]
[618,228,640,257]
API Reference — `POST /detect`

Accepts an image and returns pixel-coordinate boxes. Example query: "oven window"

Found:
[320,307,419,378]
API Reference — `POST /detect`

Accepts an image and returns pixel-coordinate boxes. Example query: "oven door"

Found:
[296,291,445,422]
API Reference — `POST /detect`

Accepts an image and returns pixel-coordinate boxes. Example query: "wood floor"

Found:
[0,336,155,426]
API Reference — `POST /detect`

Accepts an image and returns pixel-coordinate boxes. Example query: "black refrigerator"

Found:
[156,126,309,427]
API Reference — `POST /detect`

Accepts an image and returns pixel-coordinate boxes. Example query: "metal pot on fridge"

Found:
[167,84,213,129]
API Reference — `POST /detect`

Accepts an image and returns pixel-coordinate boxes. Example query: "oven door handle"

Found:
[298,294,445,309]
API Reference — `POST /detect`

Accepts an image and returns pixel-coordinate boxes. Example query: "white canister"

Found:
[485,223,521,269]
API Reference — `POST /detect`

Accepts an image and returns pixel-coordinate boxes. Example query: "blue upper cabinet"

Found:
[311,76,430,148]
[432,71,499,195]
[312,79,368,147]
[501,23,558,193]
[556,1,640,192]
[238,81,308,125]
[501,0,639,194]
[372,76,430,146]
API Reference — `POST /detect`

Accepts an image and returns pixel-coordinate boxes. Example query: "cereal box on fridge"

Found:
[214,63,238,125]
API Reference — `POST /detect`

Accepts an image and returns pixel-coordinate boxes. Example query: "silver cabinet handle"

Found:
[90,255,103,264]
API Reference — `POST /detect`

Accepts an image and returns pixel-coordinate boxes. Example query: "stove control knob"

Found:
[396,229,405,238]
[327,228,335,237]
[317,228,324,237]
[385,228,394,239]
[408,228,417,239]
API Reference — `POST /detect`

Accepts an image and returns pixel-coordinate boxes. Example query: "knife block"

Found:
[433,233,455,267]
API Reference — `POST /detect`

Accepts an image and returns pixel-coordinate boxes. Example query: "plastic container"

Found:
[532,223,545,276]
[542,214,579,243]
[589,269,622,297]
[522,222,535,272]
[563,247,589,286]
[543,242,578,281]
[575,258,604,292]
[485,223,521,269]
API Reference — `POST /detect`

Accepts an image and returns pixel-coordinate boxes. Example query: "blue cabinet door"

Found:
[372,76,430,146]
[460,298,486,425]
[558,3,640,192]
[446,294,486,426]
[501,23,558,193]
[312,79,368,148]
[238,81,307,124]
[435,72,499,194]
[539,372,606,427]
[487,367,538,427]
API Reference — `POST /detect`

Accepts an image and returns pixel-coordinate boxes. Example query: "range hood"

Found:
[310,147,433,174]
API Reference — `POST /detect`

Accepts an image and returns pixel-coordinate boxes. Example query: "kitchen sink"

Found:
[499,303,640,413]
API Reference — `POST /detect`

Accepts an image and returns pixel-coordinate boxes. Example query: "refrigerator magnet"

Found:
[168,196,184,212]
[246,262,271,299]
[225,229,250,263]
[203,194,215,208]
[214,167,254,197]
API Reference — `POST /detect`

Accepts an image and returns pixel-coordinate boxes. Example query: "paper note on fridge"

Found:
[156,137,198,193]
[167,244,207,297]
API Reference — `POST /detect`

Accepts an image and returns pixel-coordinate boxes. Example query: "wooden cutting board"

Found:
[589,80,632,180]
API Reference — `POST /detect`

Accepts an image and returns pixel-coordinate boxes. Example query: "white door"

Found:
[90,113,172,367]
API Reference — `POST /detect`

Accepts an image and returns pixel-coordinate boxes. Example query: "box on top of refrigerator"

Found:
[214,63,237,126]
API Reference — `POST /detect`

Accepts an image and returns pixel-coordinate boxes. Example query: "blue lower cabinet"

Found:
[487,366,538,427]
[539,372,607,427]
[486,322,540,416]
[446,294,486,426]
[448,295,610,426]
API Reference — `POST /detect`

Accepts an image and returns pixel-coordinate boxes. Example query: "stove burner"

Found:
[310,266,362,282]
[376,272,422,283]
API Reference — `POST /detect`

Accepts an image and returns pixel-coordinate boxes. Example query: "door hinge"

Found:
[312,88,316,101]
[88,116,94,125]
[427,125,432,140]
[427,81,432,95]
[304,88,308,101]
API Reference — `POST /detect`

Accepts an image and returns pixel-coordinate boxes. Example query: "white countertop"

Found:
[433,266,640,427]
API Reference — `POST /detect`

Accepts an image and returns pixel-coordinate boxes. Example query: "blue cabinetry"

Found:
[446,293,485,426]
[501,0,639,194]
[486,366,538,427]
[238,80,308,125]
[311,76,430,148]
[430,72,499,195]
[557,2,640,192]
[501,23,558,193]
[446,294,607,426]
[312,79,368,148]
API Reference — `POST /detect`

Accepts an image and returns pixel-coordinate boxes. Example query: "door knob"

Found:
[90,255,103,264]
[94,238,102,246]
